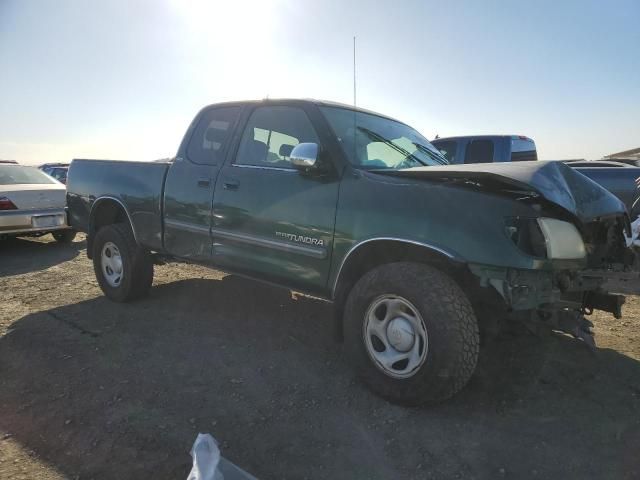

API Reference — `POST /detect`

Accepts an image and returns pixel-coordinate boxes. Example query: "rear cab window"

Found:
[464,139,495,163]
[511,137,537,162]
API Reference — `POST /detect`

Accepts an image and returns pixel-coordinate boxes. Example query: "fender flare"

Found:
[87,196,137,256]
[331,237,464,299]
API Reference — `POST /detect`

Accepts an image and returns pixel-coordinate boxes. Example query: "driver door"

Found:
[211,104,340,292]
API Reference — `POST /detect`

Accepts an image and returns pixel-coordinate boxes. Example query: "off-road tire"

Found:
[343,262,479,405]
[52,229,77,243]
[92,223,153,302]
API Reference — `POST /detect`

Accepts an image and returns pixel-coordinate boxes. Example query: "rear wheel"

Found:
[343,262,479,405]
[92,223,153,302]
[52,229,77,243]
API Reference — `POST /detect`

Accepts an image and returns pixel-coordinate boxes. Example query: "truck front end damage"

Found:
[470,214,635,348]
[378,161,638,347]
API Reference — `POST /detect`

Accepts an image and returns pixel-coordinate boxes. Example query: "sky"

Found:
[0,0,638,165]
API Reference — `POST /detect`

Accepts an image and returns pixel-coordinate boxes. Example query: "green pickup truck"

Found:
[67,99,633,405]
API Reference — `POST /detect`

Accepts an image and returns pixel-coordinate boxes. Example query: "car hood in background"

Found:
[373,161,627,224]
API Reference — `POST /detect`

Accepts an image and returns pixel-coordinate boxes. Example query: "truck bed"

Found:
[66,159,171,252]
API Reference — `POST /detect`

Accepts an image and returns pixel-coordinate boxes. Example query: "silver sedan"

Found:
[0,164,76,242]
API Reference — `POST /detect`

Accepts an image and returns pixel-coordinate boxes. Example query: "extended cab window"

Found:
[464,140,494,163]
[235,106,319,168]
[187,106,241,165]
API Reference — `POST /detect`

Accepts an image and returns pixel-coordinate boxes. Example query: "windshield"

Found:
[320,106,448,169]
[0,165,58,185]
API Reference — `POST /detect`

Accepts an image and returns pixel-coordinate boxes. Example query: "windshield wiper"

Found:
[356,127,428,167]
[414,143,448,165]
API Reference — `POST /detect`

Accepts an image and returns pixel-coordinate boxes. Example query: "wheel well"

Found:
[87,199,131,258]
[331,240,484,341]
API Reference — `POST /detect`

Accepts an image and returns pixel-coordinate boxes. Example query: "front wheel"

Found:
[343,262,479,405]
[92,223,153,302]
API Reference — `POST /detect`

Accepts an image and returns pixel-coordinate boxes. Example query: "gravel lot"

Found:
[1,235,639,479]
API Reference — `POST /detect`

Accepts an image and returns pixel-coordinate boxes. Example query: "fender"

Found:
[331,237,464,298]
[87,196,138,256]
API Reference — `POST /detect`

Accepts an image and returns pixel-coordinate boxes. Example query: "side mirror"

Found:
[290,143,319,170]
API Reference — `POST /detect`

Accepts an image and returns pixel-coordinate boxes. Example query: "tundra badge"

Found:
[276,231,324,247]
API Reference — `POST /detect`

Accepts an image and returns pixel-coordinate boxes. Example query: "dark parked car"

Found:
[564,160,635,168]
[40,163,70,184]
[603,158,640,167]
[67,99,634,405]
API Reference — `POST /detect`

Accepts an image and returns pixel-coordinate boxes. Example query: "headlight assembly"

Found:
[506,217,586,260]
[537,217,586,260]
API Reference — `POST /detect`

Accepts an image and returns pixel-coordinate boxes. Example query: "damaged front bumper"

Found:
[469,263,626,317]
[469,263,630,348]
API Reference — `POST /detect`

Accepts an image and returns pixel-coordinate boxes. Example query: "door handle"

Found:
[223,179,240,190]
[197,177,211,188]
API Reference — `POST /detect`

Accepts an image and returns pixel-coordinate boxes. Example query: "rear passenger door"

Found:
[163,106,242,259]
[211,104,340,292]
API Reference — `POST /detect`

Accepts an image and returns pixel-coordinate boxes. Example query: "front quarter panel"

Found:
[329,170,560,289]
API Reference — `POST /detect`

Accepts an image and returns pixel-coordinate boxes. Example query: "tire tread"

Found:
[344,262,480,405]
[92,223,153,302]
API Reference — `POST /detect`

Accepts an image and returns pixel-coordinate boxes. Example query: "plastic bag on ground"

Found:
[626,216,640,248]
[187,433,224,480]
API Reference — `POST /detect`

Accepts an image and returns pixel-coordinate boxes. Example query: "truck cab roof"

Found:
[433,135,534,142]
[197,98,407,125]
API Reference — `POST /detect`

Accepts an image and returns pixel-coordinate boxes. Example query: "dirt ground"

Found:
[0,235,639,480]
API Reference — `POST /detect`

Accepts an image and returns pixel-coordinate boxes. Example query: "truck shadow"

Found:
[0,276,638,479]
[0,236,84,277]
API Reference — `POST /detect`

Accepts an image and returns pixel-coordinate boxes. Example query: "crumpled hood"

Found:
[374,161,627,224]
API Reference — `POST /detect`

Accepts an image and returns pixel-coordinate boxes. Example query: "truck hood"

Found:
[373,161,627,224]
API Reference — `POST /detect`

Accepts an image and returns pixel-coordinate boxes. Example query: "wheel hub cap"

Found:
[386,317,415,352]
[363,295,429,379]
[101,241,123,287]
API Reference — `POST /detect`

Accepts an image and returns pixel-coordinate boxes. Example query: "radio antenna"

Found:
[352,36,357,164]
[353,36,357,109]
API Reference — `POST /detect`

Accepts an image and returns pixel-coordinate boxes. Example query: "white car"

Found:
[0,164,76,242]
